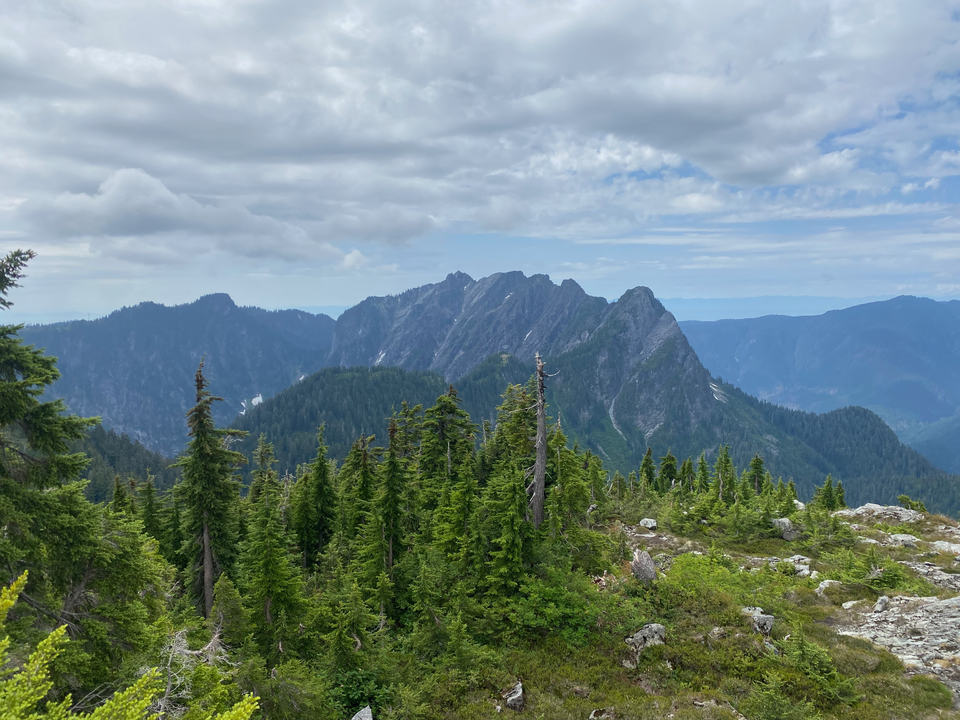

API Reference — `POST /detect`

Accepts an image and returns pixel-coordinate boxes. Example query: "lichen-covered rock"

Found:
[890,533,920,548]
[741,607,774,635]
[351,707,374,720]
[772,518,800,541]
[816,579,842,595]
[932,540,960,555]
[873,596,890,613]
[834,503,923,523]
[623,623,665,667]
[630,549,657,584]
[639,518,657,530]
[503,680,524,711]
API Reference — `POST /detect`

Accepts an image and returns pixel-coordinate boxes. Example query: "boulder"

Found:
[842,600,861,609]
[351,707,373,720]
[932,540,960,555]
[794,565,811,578]
[890,534,920,548]
[503,680,524,711]
[625,624,666,652]
[772,518,800,541]
[873,596,890,613]
[630,549,657,584]
[816,579,842,596]
[834,503,923,523]
[639,518,658,531]
[741,606,774,635]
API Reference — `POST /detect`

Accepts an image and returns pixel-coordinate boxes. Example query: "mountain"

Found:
[23,294,335,456]
[680,296,960,471]
[327,271,608,380]
[73,425,180,503]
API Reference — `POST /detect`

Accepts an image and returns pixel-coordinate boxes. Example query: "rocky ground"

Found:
[621,505,960,706]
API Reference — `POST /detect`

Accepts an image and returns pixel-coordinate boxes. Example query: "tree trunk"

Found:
[202,516,214,619]
[530,353,547,528]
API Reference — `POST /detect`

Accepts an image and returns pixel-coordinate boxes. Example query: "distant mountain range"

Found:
[22,295,335,455]
[681,296,960,472]
[22,271,958,510]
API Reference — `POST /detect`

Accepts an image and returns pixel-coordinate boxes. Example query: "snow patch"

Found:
[523,329,533,342]
[709,382,727,403]
[375,350,386,366]
[251,394,263,407]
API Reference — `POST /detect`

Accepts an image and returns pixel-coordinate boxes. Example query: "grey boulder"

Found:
[630,549,657,584]
[503,680,524,711]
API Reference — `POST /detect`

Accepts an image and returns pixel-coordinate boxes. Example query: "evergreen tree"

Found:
[639,448,656,493]
[748,454,766,495]
[657,451,678,493]
[419,387,476,511]
[174,359,248,618]
[290,426,337,570]
[339,434,379,535]
[111,474,132,514]
[484,467,530,596]
[695,453,711,494]
[835,480,846,509]
[241,468,305,657]
[138,475,161,540]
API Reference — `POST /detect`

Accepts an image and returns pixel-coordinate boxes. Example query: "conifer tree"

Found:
[639,448,656,493]
[835,480,846,509]
[419,387,475,511]
[748,454,766,495]
[339,434,379,535]
[484,467,530,596]
[174,359,247,618]
[242,466,304,656]
[138,475,161,540]
[111,474,132,514]
[657,451,678,493]
[0,249,96,491]
[695,453,711,494]
[290,427,337,570]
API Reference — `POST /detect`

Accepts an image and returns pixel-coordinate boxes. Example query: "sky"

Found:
[1,0,958,323]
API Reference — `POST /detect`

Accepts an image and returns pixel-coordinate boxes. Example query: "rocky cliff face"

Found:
[328,273,718,465]
[23,294,335,456]
[327,271,608,380]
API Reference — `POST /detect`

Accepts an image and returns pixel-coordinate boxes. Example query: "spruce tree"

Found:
[111,474,131,514]
[174,359,247,618]
[338,434,379,535]
[657,451,678,493]
[748,454,765,495]
[419,387,476,511]
[484,467,530,596]
[290,427,337,570]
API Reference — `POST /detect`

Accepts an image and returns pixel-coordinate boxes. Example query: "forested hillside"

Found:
[22,294,335,455]
[234,356,960,514]
[681,296,960,472]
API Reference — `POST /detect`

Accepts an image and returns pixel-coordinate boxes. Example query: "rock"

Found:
[795,565,811,578]
[890,533,920,548]
[857,537,880,545]
[709,626,726,640]
[810,570,820,580]
[794,499,806,510]
[873,596,890,613]
[630,549,657,584]
[588,709,616,719]
[816,579,842,595]
[639,518,658,530]
[351,707,374,720]
[834,503,923,523]
[786,555,812,564]
[502,680,524,712]
[741,607,774,635]
[932,540,960,555]
[771,517,800,541]
[842,600,861,609]
[625,623,666,653]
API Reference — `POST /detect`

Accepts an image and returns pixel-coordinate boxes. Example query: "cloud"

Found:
[0,0,957,305]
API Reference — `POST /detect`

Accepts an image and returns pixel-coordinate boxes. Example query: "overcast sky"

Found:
[2,0,958,321]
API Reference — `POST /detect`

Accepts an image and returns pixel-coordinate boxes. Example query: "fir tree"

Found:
[174,359,248,618]
[241,468,304,656]
[290,427,337,570]
[639,447,656,493]
[484,467,530,596]
[138,475,161,540]
[657,451,678,493]
[111,474,132,514]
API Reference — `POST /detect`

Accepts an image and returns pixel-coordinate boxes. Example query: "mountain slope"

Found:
[23,294,335,456]
[680,296,960,471]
